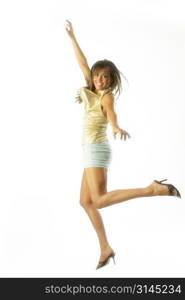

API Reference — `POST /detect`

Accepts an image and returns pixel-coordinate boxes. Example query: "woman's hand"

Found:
[112,126,131,140]
[65,20,74,38]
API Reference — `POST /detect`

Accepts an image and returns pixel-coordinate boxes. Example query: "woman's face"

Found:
[92,68,111,92]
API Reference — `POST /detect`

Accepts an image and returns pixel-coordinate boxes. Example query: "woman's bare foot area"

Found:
[99,246,114,262]
[148,181,177,197]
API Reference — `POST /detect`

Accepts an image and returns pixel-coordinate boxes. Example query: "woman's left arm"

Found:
[102,93,131,140]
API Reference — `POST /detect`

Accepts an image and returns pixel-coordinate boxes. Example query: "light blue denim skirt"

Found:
[82,140,112,168]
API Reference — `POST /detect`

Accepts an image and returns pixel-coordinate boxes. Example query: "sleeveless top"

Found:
[76,87,112,144]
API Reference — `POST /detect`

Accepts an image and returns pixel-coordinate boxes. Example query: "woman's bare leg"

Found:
[84,168,175,209]
[80,170,113,261]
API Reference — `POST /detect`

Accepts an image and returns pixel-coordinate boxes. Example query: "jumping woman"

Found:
[65,20,181,270]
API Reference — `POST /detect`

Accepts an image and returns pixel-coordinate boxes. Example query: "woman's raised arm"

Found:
[65,20,91,83]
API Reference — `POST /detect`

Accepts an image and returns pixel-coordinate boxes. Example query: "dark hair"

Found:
[87,59,128,99]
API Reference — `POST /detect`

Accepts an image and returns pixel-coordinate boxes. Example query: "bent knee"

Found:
[89,195,102,209]
[80,193,106,209]
[92,199,103,209]
[80,199,102,209]
[80,196,102,209]
[91,193,107,209]
[80,198,92,208]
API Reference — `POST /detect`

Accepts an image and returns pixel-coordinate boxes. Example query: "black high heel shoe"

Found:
[154,179,181,198]
[96,252,116,270]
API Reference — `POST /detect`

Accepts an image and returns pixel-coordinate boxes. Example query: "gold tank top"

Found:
[77,87,112,144]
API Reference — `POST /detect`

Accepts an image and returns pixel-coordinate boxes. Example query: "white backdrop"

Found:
[0,0,185,277]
